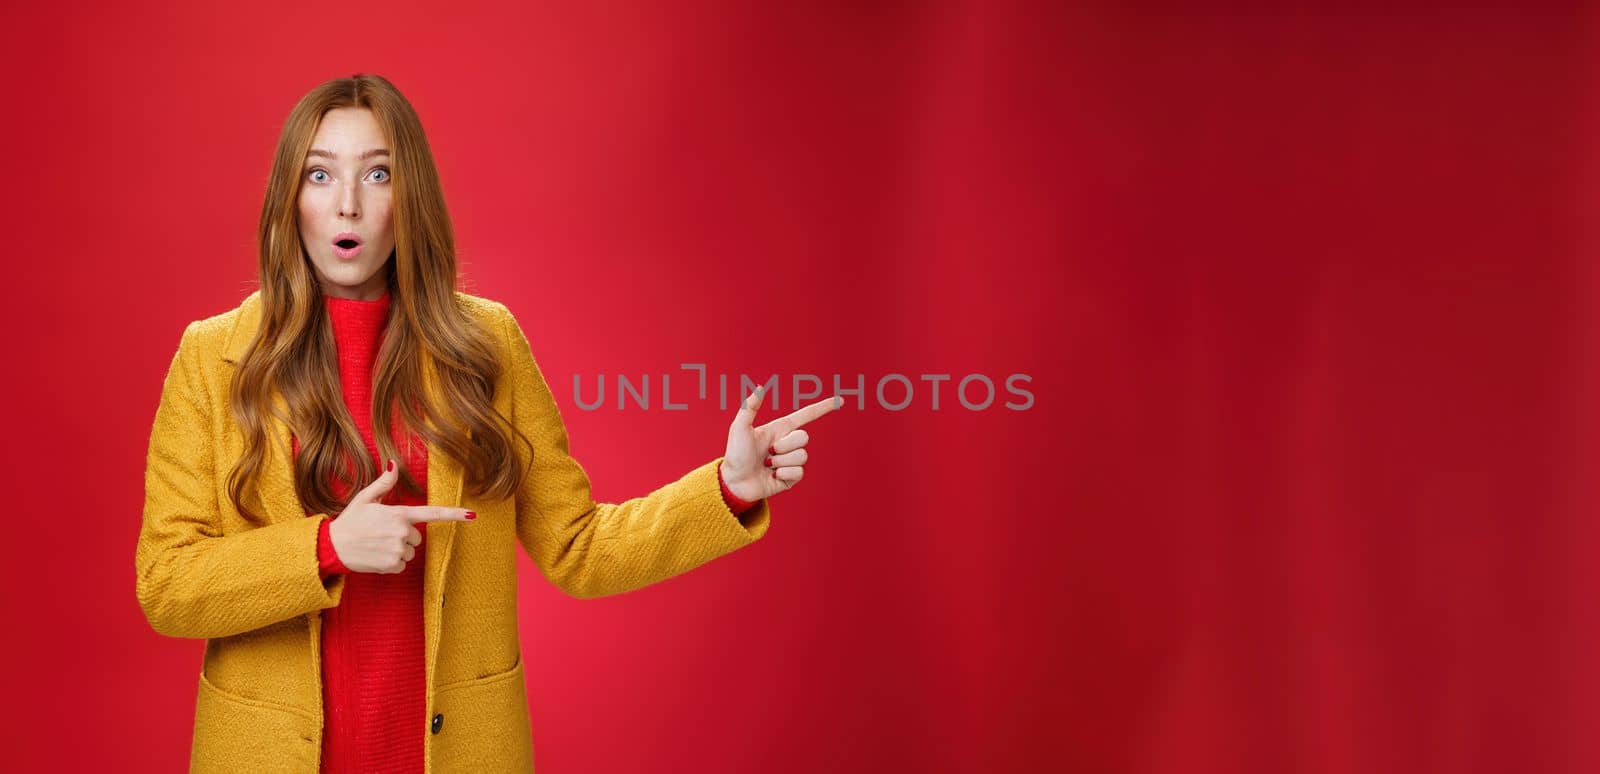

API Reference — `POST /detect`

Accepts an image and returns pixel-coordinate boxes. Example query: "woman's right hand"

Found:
[328,459,476,574]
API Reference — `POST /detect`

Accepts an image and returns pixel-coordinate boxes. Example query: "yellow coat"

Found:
[135,290,772,773]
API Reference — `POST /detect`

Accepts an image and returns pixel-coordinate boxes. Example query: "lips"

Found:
[332,232,365,261]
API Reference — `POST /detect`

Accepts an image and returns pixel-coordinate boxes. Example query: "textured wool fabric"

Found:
[297,291,427,774]
[137,289,772,772]
[316,520,348,576]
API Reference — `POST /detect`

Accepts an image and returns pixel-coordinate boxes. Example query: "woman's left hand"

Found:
[720,385,841,502]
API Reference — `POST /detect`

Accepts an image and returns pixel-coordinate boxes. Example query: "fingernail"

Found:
[464,511,477,520]
[765,457,773,468]
[834,396,842,409]
[386,459,395,473]
[768,446,776,456]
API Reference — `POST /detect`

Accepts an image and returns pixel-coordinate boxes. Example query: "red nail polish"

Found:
[768,446,776,456]
[464,511,477,520]
[386,459,395,473]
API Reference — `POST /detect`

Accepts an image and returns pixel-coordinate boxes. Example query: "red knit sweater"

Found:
[301,291,759,773]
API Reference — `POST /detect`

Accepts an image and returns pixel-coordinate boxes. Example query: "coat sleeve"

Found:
[498,305,772,599]
[135,321,345,639]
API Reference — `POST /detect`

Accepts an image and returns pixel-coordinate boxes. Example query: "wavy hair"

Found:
[227,73,526,523]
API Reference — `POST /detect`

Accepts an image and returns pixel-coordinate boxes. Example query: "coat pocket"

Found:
[190,670,320,774]
[429,654,534,772]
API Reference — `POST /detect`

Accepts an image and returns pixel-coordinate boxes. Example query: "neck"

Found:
[324,288,389,302]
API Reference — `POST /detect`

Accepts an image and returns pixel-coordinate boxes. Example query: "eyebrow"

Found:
[305,148,390,161]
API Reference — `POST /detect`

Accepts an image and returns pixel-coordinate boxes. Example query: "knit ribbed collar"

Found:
[325,291,391,361]
[324,290,391,315]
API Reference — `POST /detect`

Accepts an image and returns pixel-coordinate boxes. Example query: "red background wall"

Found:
[1,2,1593,772]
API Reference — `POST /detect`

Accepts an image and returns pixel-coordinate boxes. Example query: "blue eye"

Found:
[305,167,388,184]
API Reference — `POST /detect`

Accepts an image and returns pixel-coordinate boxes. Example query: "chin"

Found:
[315,263,382,290]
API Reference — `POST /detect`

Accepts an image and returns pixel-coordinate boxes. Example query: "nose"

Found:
[338,180,360,219]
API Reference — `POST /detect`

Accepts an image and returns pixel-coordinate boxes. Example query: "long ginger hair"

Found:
[227,73,526,522]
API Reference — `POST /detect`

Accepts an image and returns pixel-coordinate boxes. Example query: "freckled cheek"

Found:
[297,191,330,223]
[295,202,316,243]
[372,198,395,240]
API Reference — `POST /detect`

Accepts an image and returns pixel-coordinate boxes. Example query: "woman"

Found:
[135,73,838,773]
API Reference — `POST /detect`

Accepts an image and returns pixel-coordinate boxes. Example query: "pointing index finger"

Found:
[778,395,842,433]
[401,506,476,524]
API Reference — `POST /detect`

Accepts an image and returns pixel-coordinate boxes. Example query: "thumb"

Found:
[735,384,767,429]
[351,458,401,505]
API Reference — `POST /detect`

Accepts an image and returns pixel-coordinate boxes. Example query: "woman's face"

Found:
[298,107,395,301]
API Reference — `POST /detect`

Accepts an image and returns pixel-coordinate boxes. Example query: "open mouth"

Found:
[332,233,365,259]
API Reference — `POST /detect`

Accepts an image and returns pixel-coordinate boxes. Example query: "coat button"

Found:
[431,713,444,734]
